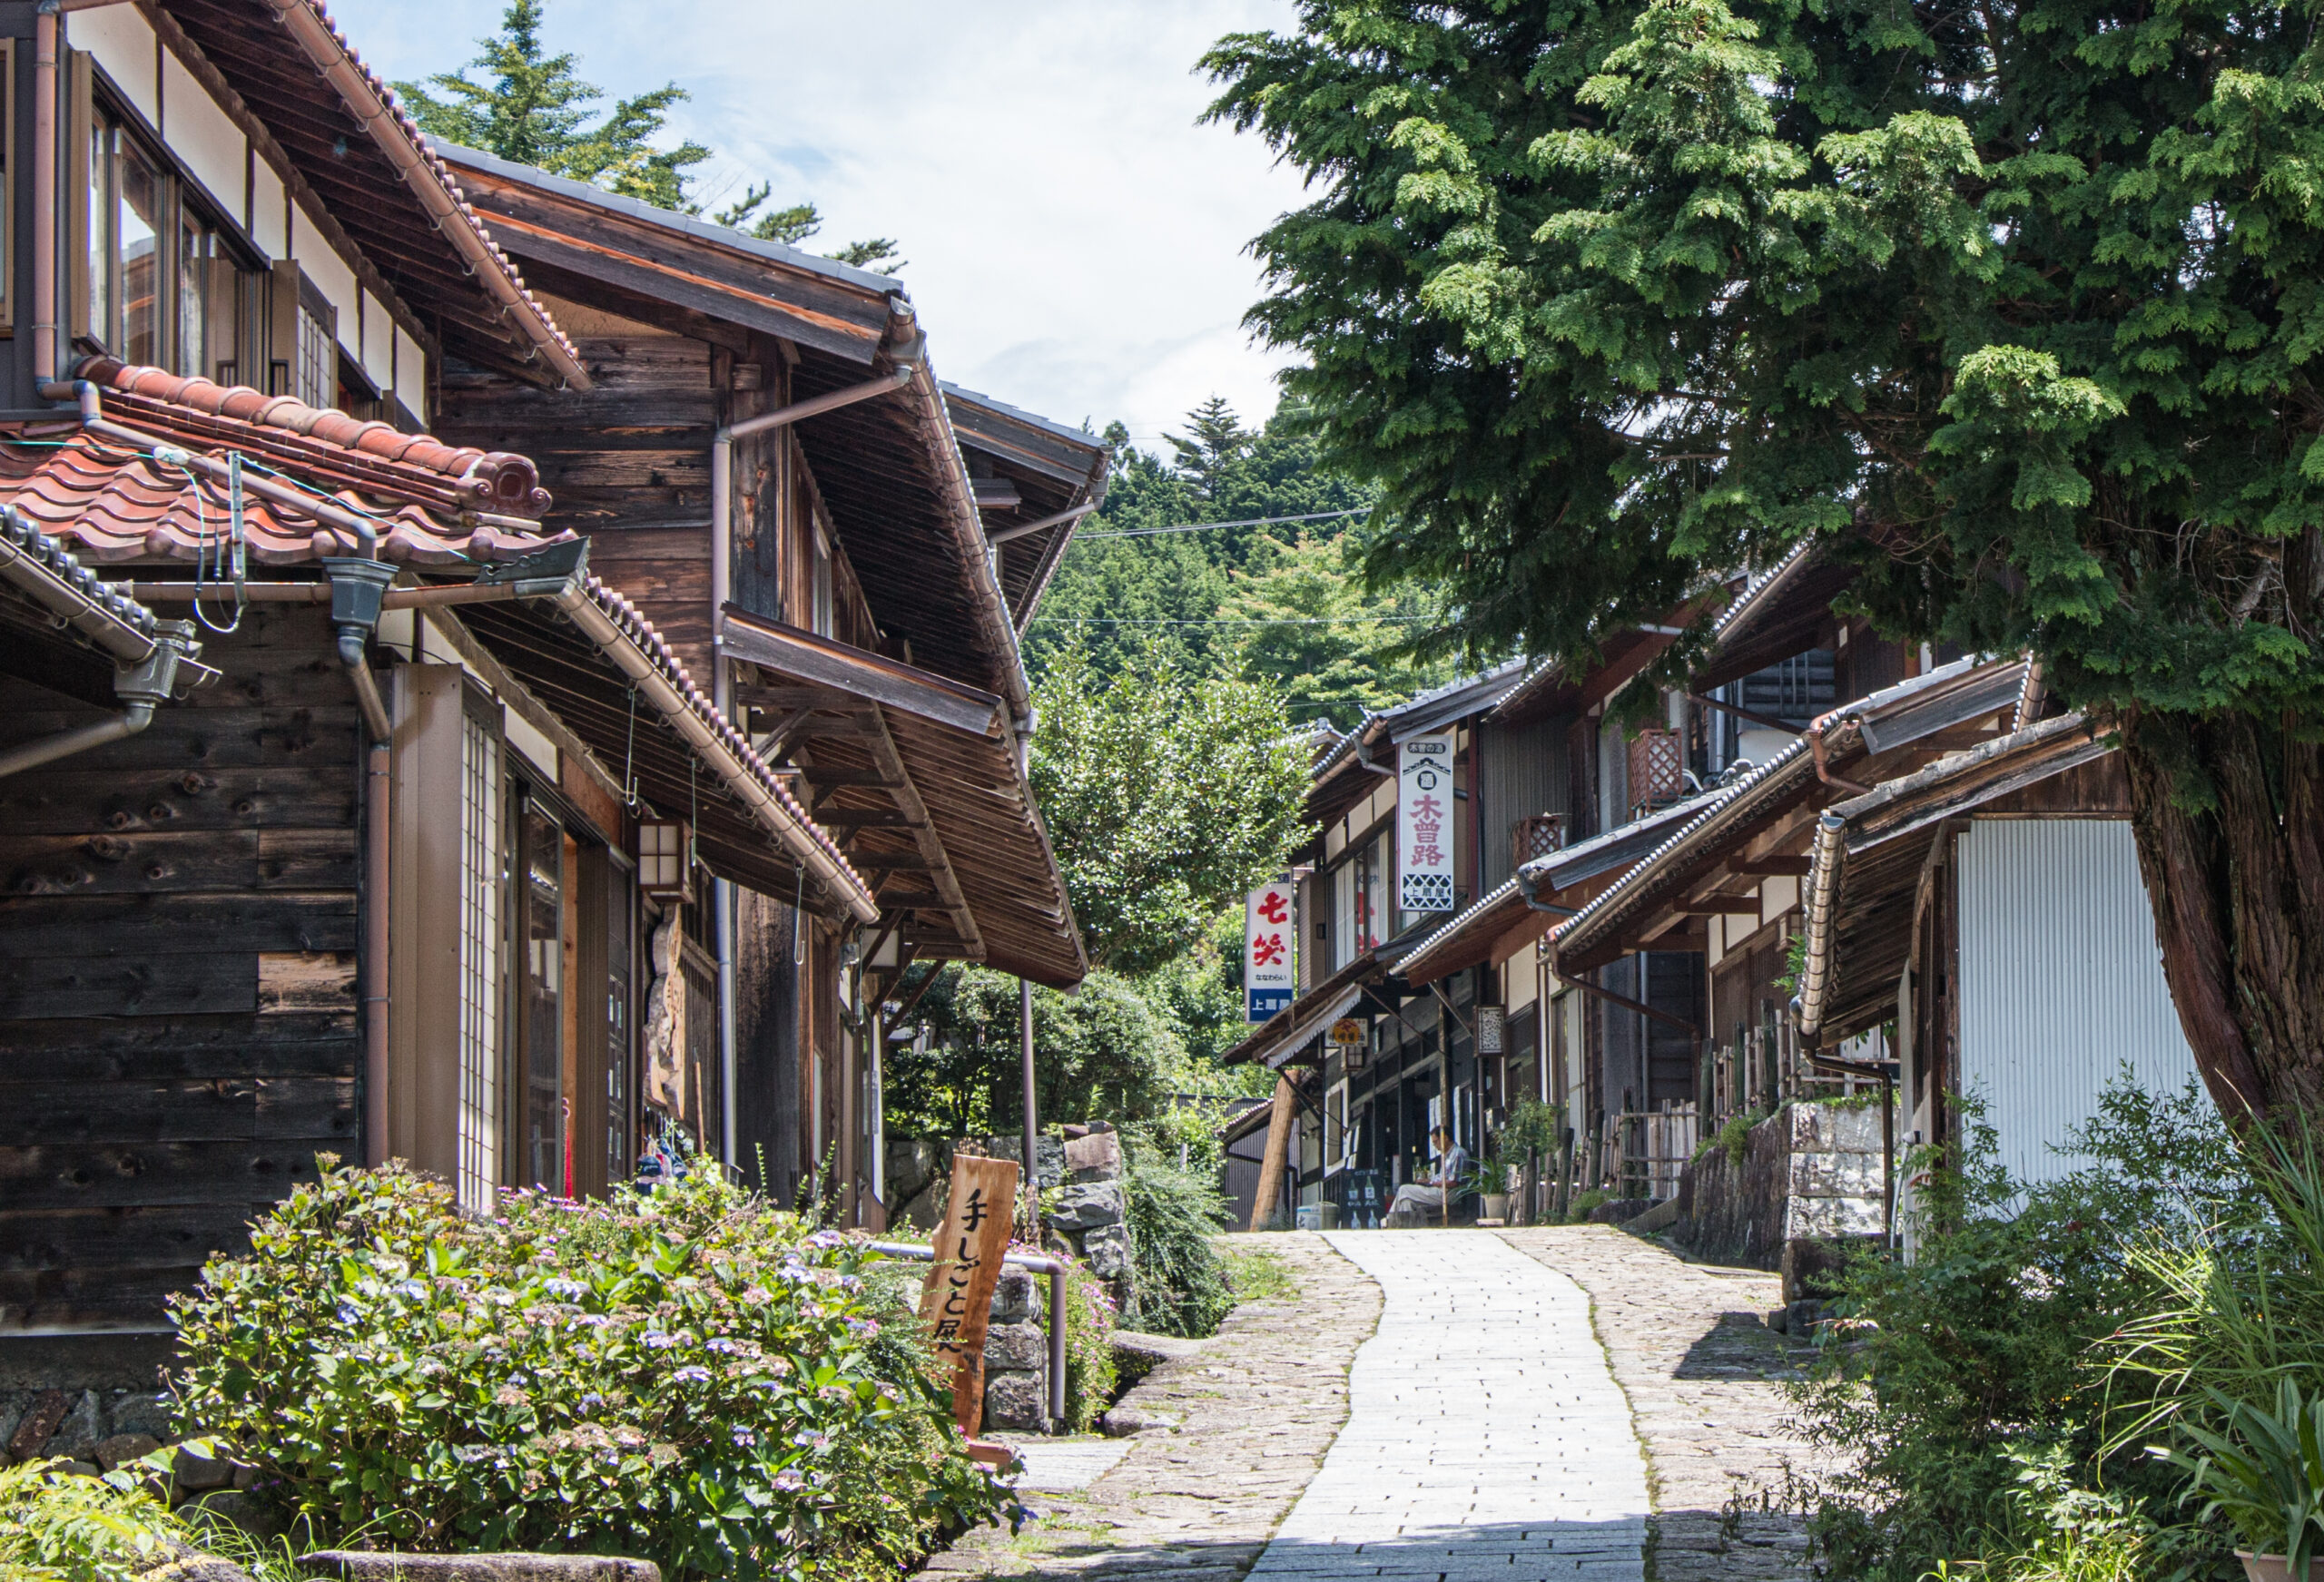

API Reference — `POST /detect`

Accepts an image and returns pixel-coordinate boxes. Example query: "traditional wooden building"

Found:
[0,0,1094,1407]
[425,142,1100,1221]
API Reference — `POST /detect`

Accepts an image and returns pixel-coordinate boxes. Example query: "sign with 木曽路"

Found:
[1245,879,1296,1022]
[1398,732,1456,912]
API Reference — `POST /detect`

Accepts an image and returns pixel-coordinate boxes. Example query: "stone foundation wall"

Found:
[1675,1101,1887,1276]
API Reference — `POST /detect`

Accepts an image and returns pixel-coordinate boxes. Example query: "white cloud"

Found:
[330,0,1311,448]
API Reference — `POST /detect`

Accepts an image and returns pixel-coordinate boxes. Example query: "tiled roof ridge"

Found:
[82,359,551,520]
[576,573,866,894]
[298,0,584,378]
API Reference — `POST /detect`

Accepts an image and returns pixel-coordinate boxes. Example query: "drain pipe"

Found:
[0,619,198,780]
[320,558,397,1172]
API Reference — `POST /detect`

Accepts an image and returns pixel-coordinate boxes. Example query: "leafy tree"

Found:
[399,2,901,268]
[888,966,1180,1133]
[1221,531,1455,729]
[1030,642,1308,977]
[1206,0,2324,1120]
[395,0,704,208]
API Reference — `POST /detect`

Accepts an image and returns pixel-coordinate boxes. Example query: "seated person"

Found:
[1387,1126,1469,1221]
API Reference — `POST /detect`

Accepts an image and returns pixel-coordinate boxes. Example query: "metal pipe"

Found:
[718,876,738,1170]
[258,0,588,389]
[32,6,57,385]
[336,627,394,743]
[1,517,157,663]
[1808,721,1874,796]
[708,367,913,713]
[362,739,390,1166]
[867,1242,1070,1428]
[0,701,151,779]
[130,581,552,611]
[1019,976,1039,1238]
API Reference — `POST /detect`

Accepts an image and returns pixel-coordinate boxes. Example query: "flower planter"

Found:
[1481,1194,1510,1221]
[2237,1552,2324,1582]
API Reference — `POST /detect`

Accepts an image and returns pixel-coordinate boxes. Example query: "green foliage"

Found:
[1202,0,2324,721]
[1792,1077,2246,1582]
[1218,1242,1295,1304]
[1055,1263,1118,1435]
[1121,1138,1237,1338]
[1136,911,1268,1081]
[2160,1381,2324,1570]
[397,2,898,266]
[902,966,1181,1134]
[0,1459,182,1582]
[395,0,705,209]
[1029,643,1306,976]
[1027,398,1431,732]
[169,1160,1011,1581]
[1565,1188,1609,1223]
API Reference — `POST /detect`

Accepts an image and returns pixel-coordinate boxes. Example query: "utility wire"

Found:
[1078,506,1370,539]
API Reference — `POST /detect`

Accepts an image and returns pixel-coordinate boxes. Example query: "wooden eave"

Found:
[723,615,1083,988]
[155,0,577,388]
[945,389,1108,628]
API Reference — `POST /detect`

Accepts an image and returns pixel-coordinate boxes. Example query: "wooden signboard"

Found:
[917,1154,1020,1438]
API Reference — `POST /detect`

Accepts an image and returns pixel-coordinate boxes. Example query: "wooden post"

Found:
[918,1154,1019,1439]
[1247,1074,1295,1233]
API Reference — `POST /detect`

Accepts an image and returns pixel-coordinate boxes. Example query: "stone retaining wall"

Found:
[1675,1100,1887,1277]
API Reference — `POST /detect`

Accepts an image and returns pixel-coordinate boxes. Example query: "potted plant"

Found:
[2158,1380,2324,1582]
[1475,1137,1513,1222]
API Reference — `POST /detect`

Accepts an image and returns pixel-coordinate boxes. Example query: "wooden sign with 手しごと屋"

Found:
[917,1153,1020,1440]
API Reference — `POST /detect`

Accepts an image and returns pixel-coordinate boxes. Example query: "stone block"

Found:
[976,1135,1065,1190]
[108,1391,173,1441]
[1110,1330,1205,1368]
[984,1322,1046,1373]
[989,1269,1038,1327]
[94,1431,160,1471]
[1080,1222,1130,1281]
[1064,1129,1122,1183]
[300,1557,660,1582]
[982,1368,1046,1432]
[170,1441,238,1494]
[187,1489,284,1539]
[1099,1403,1180,1436]
[1049,1180,1124,1232]
[47,1390,103,1461]
[884,1139,946,1208]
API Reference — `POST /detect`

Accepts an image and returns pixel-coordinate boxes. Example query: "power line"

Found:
[1078,506,1371,540]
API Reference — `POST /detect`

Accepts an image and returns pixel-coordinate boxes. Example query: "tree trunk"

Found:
[2122,709,2324,1120]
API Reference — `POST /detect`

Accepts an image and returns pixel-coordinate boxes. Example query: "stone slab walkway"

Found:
[1497,1228,1820,1582]
[1248,1231,1648,1582]
[923,1232,1382,1581]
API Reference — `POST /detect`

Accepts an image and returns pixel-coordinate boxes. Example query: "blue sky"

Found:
[330,0,1312,453]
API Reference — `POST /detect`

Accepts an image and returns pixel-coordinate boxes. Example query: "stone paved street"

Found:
[1498,1228,1819,1582]
[919,1227,1820,1582]
[1249,1232,1647,1582]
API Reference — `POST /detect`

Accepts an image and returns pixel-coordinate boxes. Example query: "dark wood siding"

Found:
[0,607,360,1333]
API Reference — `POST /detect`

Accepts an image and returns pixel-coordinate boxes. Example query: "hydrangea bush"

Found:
[169,1160,1013,1580]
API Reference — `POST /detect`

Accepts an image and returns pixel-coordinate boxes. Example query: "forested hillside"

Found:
[1027,398,1453,731]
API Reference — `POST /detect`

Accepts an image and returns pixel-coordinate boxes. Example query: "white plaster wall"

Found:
[291,204,358,348]
[74,7,157,125]
[396,326,428,418]
[249,159,286,259]
[161,50,244,220]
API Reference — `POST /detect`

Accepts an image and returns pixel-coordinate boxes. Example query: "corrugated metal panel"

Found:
[1956,820,2198,1187]
[1477,717,1566,893]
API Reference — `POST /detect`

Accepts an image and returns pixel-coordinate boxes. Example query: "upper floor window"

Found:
[84,104,259,382]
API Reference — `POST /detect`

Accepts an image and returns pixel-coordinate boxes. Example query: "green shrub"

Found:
[1056,1261,1118,1433]
[1566,1188,1609,1223]
[1122,1141,1236,1338]
[1792,1076,2245,1582]
[170,1160,1013,1581]
[0,1459,182,1582]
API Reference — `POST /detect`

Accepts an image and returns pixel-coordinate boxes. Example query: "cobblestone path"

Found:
[923,1231,1382,1582]
[920,1227,1821,1582]
[1498,1227,1820,1582]
[1248,1231,1648,1582]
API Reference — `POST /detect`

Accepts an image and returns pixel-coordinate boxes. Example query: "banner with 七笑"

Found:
[1398,732,1456,912]
[1245,879,1295,1023]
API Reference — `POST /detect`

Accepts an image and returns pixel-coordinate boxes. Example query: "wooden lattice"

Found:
[1627,728,1686,811]
[1510,813,1564,870]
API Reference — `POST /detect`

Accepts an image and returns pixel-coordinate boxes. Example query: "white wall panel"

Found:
[1956,820,2198,1188]
[162,51,244,220]
[250,159,286,259]
[291,204,358,349]
[74,7,157,125]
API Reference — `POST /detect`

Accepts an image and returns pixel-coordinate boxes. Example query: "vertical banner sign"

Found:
[1245,879,1296,1023]
[1398,732,1457,912]
[917,1154,1020,1438]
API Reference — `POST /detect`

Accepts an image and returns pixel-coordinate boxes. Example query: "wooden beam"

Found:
[1248,1075,1296,1233]
[1730,856,1812,877]
[720,607,1006,738]
[1679,895,1763,915]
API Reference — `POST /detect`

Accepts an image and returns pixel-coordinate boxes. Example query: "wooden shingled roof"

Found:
[942,386,1108,628]
[153,0,584,388]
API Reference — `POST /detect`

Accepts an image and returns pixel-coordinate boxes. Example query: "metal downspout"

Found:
[0,618,199,781]
[1019,976,1039,1237]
